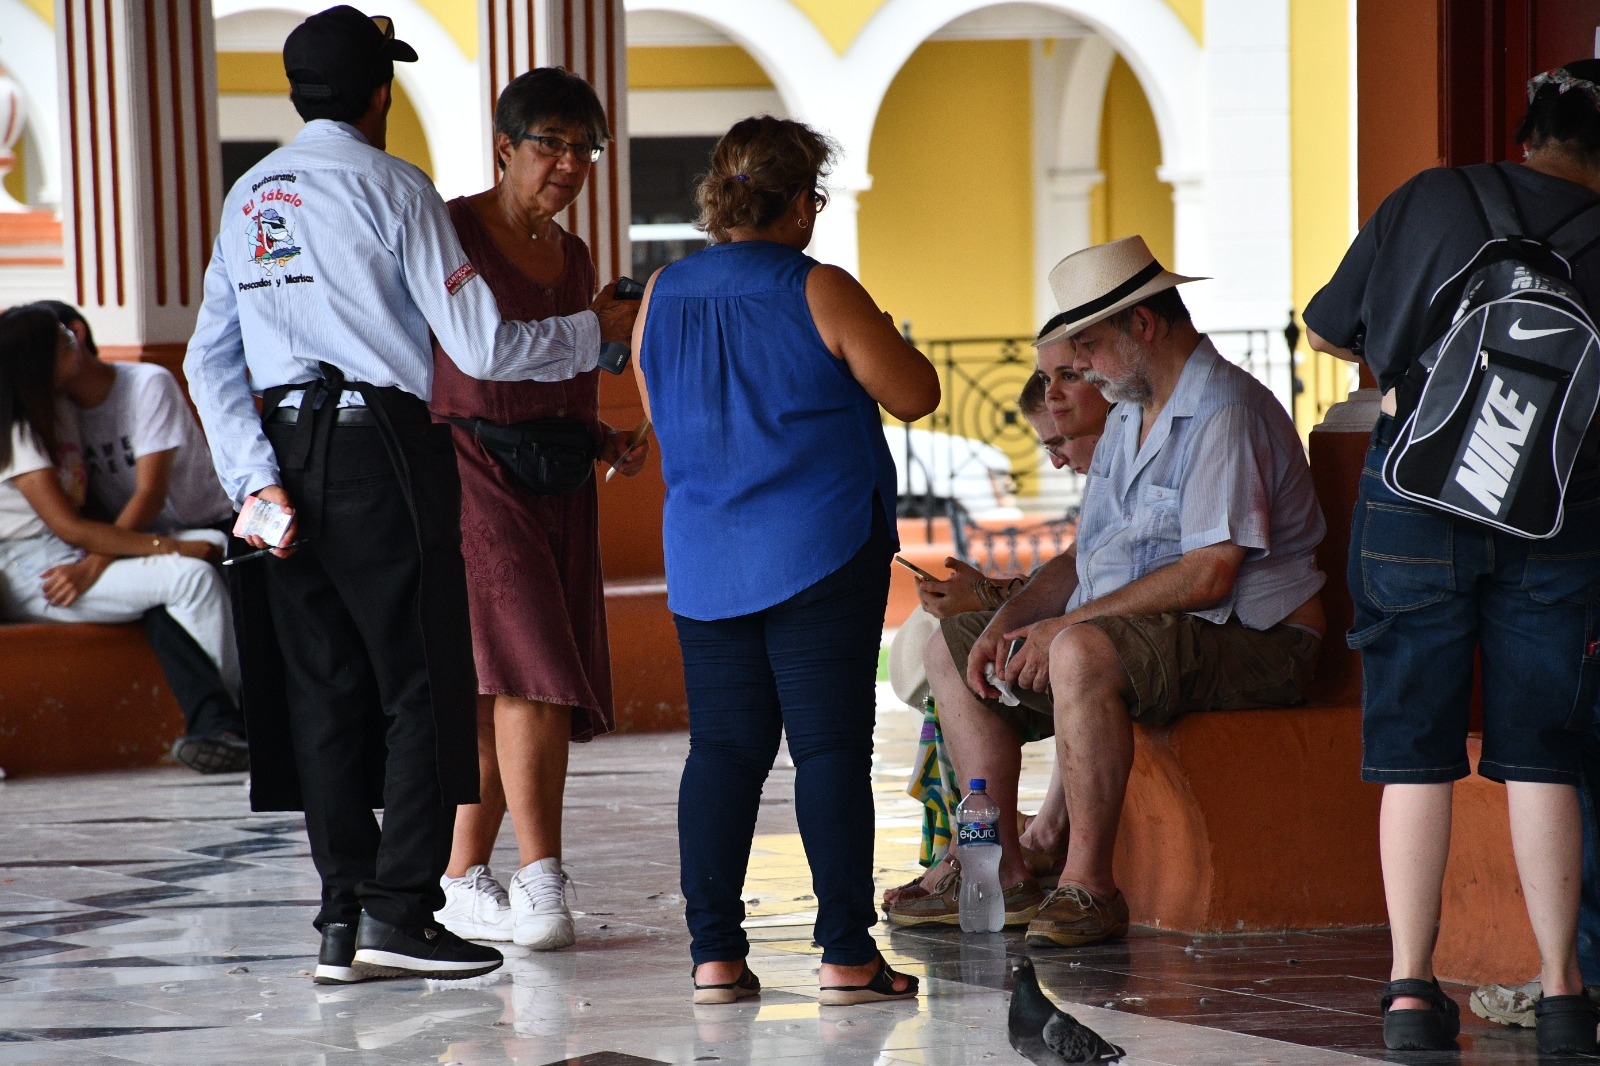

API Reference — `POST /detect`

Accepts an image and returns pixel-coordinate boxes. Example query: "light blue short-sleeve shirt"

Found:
[1069,338,1326,629]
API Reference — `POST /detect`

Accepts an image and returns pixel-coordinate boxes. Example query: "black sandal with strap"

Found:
[1381,977,1460,1050]
[1535,993,1600,1055]
[692,962,761,1005]
[818,953,919,1006]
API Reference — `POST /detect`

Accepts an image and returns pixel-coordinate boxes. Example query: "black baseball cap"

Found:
[283,6,417,105]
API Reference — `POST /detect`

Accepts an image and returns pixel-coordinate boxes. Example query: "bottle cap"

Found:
[969,778,986,791]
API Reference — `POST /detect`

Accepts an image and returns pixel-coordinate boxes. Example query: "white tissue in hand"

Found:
[985,664,1021,707]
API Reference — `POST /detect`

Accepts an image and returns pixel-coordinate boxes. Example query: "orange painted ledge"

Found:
[1114,702,1387,933]
[0,621,184,777]
[0,576,689,778]
[1434,738,1540,986]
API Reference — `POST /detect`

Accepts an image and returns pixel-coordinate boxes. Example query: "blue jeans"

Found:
[1349,423,1600,785]
[674,513,891,967]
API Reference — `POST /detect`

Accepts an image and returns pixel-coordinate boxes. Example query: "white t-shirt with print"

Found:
[75,362,233,532]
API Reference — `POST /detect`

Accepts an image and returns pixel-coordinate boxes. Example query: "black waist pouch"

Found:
[448,416,597,495]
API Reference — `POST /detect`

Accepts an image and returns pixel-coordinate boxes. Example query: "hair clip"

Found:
[1528,68,1600,109]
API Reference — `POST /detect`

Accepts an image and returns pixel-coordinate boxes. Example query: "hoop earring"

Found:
[797,216,809,230]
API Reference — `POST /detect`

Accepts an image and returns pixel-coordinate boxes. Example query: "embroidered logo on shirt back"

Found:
[247,207,303,269]
[445,263,478,296]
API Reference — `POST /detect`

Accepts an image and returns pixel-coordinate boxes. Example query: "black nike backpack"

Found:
[1383,164,1600,538]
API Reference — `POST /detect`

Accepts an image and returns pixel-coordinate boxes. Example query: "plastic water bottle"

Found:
[956,778,1004,933]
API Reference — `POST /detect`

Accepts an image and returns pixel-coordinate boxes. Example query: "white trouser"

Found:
[0,529,240,700]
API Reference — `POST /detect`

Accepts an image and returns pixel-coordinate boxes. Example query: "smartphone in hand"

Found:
[894,555,938,581]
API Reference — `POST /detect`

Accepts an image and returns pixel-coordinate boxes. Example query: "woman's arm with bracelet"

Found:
[9,468,216,560]
[914,556,1030,618]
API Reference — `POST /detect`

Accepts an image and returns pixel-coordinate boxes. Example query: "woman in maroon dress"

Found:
[428,68,647,951]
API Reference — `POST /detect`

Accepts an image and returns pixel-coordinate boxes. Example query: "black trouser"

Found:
[142,607,246,739]
[263,421,453,931]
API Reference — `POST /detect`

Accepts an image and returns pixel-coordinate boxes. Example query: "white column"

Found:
[1030,35,1114,325]
[809,169,869,277]
[1035,167,1102,317]
[1194,0,1292,332]
[56,0,219,364]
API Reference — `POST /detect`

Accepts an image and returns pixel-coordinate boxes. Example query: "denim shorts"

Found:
[1351,418,1600,785]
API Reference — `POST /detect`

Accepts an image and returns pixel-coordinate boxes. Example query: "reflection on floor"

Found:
[0,685,1551,1065]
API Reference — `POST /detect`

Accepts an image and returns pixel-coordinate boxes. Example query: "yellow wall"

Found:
[216,52,434,179]
[20,0,49,23]
[1288,0,1355,427]
[3,133,26,205]
[790,0,1203,55]
[1090,57,1174,270]
[415,0,477,59]
[628,46,773,90]
[857,39,1035,340]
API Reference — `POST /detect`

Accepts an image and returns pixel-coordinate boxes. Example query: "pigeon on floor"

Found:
[1008,955,1125,1064]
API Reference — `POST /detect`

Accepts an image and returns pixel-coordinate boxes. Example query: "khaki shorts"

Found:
[938,610,1321,740]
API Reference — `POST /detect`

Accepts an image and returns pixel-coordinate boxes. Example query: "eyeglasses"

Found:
[371,15,394,38]
[515,132,605,164]
[808,188,827,212]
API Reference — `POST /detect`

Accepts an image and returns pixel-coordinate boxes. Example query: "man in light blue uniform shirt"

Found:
[887,237,1326,947]
[183,5,638,985]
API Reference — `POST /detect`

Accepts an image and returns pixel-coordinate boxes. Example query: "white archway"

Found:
[622,0,1207,280]
[211,0,488,197]
[0,0,62,207]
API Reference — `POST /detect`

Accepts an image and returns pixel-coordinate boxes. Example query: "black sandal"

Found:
[1536,993,1600,1055]
[692,961,760,1004]
[818,953,918,1006]
[1380,977,1460,1050]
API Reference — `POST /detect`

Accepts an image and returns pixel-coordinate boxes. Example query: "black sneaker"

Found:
[351,913,503,980]
[171,733,249,774]
[313,922,365,985]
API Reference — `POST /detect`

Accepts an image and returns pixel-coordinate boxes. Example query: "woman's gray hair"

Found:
[493,67,609,169]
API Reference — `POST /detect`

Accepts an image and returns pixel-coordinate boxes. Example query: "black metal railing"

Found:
[894,316,1302,567]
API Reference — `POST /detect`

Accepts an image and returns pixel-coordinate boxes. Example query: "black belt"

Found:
[267,404,378,426]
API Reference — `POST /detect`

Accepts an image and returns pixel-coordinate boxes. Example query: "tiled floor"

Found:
[0,685,1558,1065]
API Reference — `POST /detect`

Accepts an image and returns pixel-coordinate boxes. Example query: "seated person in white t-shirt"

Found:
[0,305,245,773]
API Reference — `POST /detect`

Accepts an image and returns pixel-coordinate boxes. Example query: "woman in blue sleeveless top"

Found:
[633,116,939,1005]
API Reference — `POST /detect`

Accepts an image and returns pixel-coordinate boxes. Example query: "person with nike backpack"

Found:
[1307,60,1600,1055]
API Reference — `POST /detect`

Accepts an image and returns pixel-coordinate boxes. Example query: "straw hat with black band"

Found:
[1033,236,1206,349]
[284,5,418,109]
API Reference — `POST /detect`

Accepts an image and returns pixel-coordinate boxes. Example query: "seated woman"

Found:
[634,116,940,1005]
[886,363,1110,905]
[0,307,239,716]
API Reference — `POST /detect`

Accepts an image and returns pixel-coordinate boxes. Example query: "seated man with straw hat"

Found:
[885,236,1327,946]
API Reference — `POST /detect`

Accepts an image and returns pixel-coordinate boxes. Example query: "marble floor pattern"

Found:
[0,684,1558,1066]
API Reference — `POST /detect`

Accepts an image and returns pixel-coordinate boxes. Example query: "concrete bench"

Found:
[0,621,184,777]
[1109,422,1384,933]
[888,419,1385,933]
[0,579,690,779]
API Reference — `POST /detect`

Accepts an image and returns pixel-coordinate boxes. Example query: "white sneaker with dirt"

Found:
[1470,978,1600,1027]
[510,857,576,950]
[436,865,513,942]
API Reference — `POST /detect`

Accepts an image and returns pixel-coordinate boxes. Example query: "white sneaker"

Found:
[1471,977,1541,1027]
[510,857,576,950]
[436,864,514,942]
